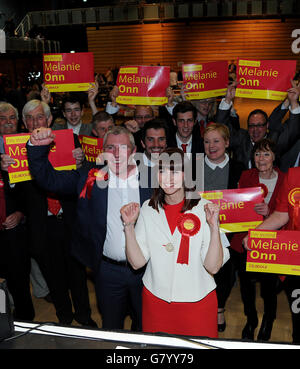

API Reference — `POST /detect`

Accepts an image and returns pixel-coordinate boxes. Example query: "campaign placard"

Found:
[3,130,76,183]
[182,61,228,100]
[235,59,296,100]
[43,52,94,92]
[116,65,170,105]
[246,229,300,276]
[78,135,103,163]
[199,187,264,232]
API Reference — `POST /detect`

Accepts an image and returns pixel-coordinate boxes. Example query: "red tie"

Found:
[47,194,61,216]
[0,172,6,230]
[199,120,205,137]
[181,144,187,153]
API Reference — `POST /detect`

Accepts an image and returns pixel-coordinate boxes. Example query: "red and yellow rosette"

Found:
[288,188,300,230]
[176,213,201,264]
[79,168,108,199]
[259,183,268,198]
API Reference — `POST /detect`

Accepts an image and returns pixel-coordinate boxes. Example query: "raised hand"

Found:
[72,147,85,167]
[41,83,51,104]
[120,202,140,225]
[204,203,220,228]
[224,80,239,104]
[109,85,119,107]
[30,127,55,146]
[124,119,139,133]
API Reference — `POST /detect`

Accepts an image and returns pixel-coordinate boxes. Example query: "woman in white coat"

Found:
[120,148,229,337]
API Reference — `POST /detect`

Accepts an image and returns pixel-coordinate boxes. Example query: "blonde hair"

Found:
[204,122,230,142]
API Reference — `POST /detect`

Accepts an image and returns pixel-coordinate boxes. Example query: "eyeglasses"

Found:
[248,123,267,129]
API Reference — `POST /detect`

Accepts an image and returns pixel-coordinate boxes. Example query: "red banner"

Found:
[3,130,76,183]
[182,61,228,100]
[246,229,300,276]
[43,52,94,92]
[235,59,296,100]
[116,65,170,105]
[78,135,103,163]
[199,187,264,232]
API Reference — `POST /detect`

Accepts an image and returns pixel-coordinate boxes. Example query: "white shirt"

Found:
[103,166,140,261]
[135,198,230,303]
[259,172,278,205]
[67,121,82,135]
[176,133,192,153]
[205,153,229,170]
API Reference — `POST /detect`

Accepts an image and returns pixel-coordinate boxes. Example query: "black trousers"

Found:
[232,249,278,322]
[0,225,34,321]
[94,259,144,331]
[31,216,92,324]
[215,248,236,309]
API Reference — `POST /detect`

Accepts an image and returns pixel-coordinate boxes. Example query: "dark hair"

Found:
[140,118,168,144]
[61,92,84,111]
[247,109,268,125]
[172,101,197,121]
[251,138,278,167]
[148,147,200,213]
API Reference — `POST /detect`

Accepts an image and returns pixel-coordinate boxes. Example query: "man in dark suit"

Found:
[278,138,300,172]
[216,81,300,169]
[1,99,94,327]
[168,101,204,154]
[51,93,93,136]
[0,101,34,321]
[26,125,153,331]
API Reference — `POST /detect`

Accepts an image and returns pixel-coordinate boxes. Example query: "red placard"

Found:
[235,59,296,100]
[78,135,103,163]
[246,229,300,276]
[3,130,76,183]
[199,187,264,232]
[182,61,228,100]
[43,52,94,92]
[116,65,170,105]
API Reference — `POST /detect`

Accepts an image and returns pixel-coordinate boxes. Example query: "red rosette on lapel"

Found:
[79,168,108,199]
[259,183,268,198]
[176,213,201,264]
[288,188,300,230]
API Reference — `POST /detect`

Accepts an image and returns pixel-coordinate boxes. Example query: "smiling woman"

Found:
[203,122,245,333]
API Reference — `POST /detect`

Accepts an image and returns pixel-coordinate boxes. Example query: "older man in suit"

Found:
[216,81,300,169]
[1,99,94,327]
[26,125,153,331]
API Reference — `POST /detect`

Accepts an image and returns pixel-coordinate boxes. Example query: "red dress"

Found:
[142,200,218,338]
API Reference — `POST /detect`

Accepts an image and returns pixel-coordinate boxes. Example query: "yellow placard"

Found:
[250,230,277,239]
[44,54,63,62]
[45,82,94,92]
[219,221,263,233]
[239,60,261,67]
[116,96,168,106]
[235,88,288,101]
[246,262,300,276]
[119,67,138,74]
[185,88,227,100]
[183,65,203,72]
